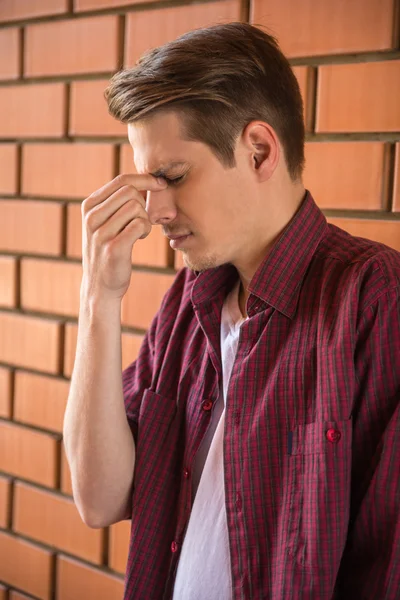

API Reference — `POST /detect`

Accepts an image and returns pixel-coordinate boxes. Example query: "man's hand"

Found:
[80,173,167,302]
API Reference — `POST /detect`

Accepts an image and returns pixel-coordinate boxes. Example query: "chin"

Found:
[182,250,220,273]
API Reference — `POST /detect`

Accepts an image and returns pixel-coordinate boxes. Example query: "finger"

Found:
[84,173,166,212]
[85,186,146,234]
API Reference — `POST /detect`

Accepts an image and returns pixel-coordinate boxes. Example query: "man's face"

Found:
[128,111,258,272]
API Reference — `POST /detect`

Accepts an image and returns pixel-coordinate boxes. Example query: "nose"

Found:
[146,189,177,225]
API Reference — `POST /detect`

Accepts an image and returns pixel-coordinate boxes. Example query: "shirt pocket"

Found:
[286,419,352,572]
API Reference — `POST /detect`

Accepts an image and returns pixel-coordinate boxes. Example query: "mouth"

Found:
[167,233,193,249]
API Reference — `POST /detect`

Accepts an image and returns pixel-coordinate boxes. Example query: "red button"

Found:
[326,428,341,443]
[202,400,213,411]
[183,468,190,479]
[171,541,179,553]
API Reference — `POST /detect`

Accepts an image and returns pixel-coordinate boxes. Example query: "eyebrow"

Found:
[149,161,188,178]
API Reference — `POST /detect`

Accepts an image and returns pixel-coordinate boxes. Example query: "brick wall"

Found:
[0,0,399,598]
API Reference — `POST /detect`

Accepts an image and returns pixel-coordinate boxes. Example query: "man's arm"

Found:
[335,284,400,599]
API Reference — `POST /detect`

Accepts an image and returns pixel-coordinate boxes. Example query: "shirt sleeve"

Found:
[334,285,400,599]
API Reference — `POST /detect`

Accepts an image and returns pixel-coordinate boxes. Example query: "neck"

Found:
[236,184,306,317]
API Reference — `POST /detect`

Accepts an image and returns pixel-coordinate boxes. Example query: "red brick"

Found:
[60,443,73,496]
[0,28,20,80]
[0,531,52,599]
[0,312,61,374]
[393,143,400,212]
[121,271,175,329]
[0,200,63,255]
[0,256,17,308]
[14,482,104,564]
[328,218,400,253]
[9,592,37,600]
[0,84,65,138]
[57,555,124,600]
[0,144,18,194]
[0,475,11,528]
[0,366,12,418]
[75,0,166,9]
[21,259,81,318]
[316,61,400,133]
[292,66,313,130]
[14,371,70,434]
[70,80,127,137]
[0,0,68,22]
[0,421,58,487]
[304,142,387,210]
[250,0,395,57]
[109,520,130,574]
[25,16,120,77]
[22,143,115,199]
[125,0,243,66]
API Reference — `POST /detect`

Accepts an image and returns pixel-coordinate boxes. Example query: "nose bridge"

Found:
[146,189,177,224]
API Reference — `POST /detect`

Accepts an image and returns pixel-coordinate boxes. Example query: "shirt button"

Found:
[171,541,179,553]
[202,400,213,411]
[326,428,341,443]
[183,468,190,479]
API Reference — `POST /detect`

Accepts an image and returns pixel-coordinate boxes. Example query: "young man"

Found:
[63,23,400,600]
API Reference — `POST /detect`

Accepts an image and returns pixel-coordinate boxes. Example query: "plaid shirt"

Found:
[122,191,400,600]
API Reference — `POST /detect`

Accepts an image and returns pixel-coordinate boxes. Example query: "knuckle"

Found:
[114,173,128,187]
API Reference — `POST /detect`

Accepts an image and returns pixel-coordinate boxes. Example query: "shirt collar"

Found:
[191,191,328,320]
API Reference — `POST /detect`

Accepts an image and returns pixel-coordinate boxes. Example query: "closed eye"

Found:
[163,174,186,186]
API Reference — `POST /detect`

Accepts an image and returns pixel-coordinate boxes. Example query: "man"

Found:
[63,22,400,600]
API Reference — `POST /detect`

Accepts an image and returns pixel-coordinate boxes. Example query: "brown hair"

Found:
[105,22,305,180]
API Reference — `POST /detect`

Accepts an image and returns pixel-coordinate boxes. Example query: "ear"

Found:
[242,121,280,182]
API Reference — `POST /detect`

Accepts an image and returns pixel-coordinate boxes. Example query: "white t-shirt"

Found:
[172,280,247,599]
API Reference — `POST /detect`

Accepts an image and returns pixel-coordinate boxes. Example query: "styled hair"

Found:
[104,22,305,180]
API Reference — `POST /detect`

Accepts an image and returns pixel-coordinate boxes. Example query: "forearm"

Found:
[63,292,135,528]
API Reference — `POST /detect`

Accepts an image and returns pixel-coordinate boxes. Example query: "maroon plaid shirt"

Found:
[122,191,400,600]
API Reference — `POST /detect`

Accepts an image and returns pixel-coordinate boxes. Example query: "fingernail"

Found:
[156,177,166,186]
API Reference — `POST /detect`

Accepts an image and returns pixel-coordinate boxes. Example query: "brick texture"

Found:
[317,61,400,133]
[0,474,11,528]
[304,142,388,210]
[0,367,12,418]
[0,421,58,487]
[0,256,17,308]
[13,482,104,564]
[0,28,20,80]
[56,555,124,600]
[14,371,70,433]
[0,144,18,194]
[125,0,243,66]
[0,531,53,599]
[0,200,63,255]
[0,84,66,138]
[20,259,81,317]
[25,16,120,77]
[251,0,395,57]
[0,312,61,373]
[109,520,130,574]
[0,0,68,22]
[70,80,127,137]
[1,2,399,598]
[22,143,115,198]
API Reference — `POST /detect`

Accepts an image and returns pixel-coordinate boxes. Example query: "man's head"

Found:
[105,22,305,273]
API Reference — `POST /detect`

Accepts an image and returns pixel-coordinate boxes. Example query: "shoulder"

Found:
[315,222,400,310]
